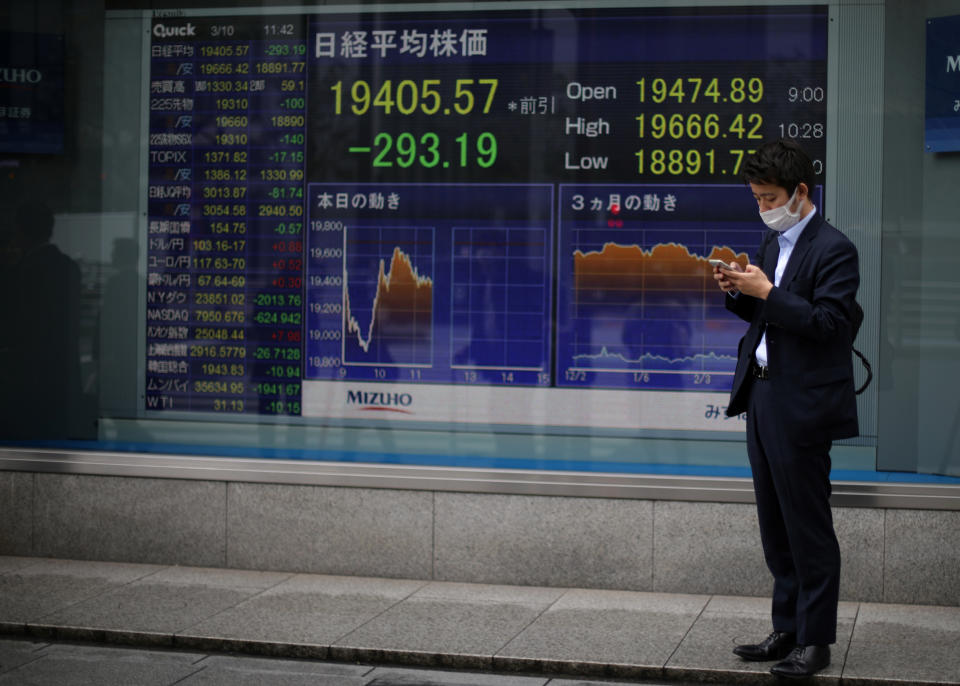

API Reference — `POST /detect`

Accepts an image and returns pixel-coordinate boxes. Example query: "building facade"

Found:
[1,0,958,606]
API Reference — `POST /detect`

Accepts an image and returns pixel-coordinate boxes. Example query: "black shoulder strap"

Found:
[849,300,871,394]
[854,346,872,395]
[850,299,864,343]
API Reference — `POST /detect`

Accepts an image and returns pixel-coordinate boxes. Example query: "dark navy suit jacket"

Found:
[725,213,860,445]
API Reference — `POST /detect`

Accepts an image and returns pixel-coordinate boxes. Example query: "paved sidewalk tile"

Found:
[0,559,163,624]
[178,574,425,654]
[842,602,960,684]
[0,642,204,686]
[365,666,548,685]
[0,557,37,576]
[495,589,709,679]
[36,565,292,637]
[4,557,960,685]
[178,652,373,686]
[0,638,46,676]
[331,582,565,670]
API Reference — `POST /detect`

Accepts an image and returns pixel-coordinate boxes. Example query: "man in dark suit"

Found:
[713,139,860,679]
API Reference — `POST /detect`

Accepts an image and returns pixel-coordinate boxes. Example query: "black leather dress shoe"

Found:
[732,631,796,661]
[770,645,831,678]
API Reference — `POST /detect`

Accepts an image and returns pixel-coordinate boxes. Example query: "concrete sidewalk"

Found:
[1,556,958,685]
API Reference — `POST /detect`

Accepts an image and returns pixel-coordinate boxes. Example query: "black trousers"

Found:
[746,376,841,646]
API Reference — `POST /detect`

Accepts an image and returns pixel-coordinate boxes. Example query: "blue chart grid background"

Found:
[450,226,550,373]
[343,225,435,367]
[307,183,554,385]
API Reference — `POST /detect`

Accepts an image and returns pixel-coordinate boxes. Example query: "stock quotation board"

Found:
[145,5,828,432]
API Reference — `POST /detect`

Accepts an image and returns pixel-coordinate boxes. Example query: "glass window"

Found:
[1,0,958,488]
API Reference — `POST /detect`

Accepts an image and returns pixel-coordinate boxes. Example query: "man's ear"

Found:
[796,182,809,200]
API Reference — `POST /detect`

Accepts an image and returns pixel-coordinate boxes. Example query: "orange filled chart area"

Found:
[343,239,434,367]
[556,184,757,391]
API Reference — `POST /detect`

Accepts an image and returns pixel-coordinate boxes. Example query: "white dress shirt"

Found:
[754,206,817,367]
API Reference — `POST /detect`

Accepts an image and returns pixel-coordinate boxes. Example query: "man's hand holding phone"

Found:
[711,259,742,295]
[712,259,773,300]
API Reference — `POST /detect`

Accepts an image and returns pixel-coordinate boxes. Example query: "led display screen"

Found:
[145,5,828,433]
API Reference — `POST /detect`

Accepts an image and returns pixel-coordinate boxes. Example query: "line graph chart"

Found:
[343,233,434,367]
[305,183,553,385]
[556,184,760,391]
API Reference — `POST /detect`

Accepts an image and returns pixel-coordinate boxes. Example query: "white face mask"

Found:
[759,187,802,232]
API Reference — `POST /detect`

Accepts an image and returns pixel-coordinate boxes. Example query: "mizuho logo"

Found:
[0,68,42,84]
[346,390,414,413]
[153,23,196,38]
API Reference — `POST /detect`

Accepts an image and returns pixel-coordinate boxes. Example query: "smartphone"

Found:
[709,259,735,270]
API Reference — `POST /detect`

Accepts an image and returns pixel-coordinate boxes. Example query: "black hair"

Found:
[741,138,816,196]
